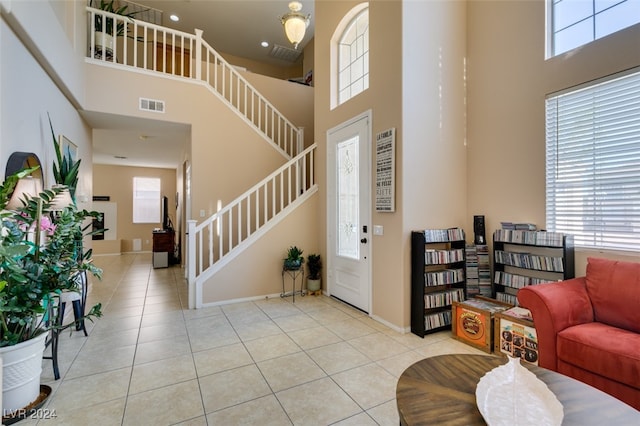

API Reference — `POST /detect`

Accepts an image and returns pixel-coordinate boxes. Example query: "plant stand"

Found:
[281,268,305,302]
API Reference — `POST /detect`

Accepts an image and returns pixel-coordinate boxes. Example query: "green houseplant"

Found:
[0,167,103,413]
[306,254,322,293]
[283,246,304,270]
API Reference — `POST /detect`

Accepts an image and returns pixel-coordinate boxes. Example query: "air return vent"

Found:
[139,98,165,113]
[269,44,302,62]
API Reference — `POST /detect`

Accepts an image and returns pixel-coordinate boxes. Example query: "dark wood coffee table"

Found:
[396,354,640,425]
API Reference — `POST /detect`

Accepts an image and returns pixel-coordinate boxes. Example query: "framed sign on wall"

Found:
[375,128,395,212]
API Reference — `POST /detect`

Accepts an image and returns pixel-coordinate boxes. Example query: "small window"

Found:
[334,5,369,107]
[550,0,640,57]
[545,68,640,251]
[133,177,161,223]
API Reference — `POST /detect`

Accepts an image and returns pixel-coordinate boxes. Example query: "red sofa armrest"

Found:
[517,278,594,371]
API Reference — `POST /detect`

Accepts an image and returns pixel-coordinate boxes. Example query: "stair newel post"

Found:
[187,219,198,309]
[195,29,203,81]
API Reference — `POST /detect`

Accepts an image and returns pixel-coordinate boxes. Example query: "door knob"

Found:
[360,238,367,244]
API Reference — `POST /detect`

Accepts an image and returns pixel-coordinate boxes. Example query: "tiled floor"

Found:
[28,253,486,425]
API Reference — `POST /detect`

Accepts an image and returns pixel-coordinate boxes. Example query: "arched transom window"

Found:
[335,5,369,107]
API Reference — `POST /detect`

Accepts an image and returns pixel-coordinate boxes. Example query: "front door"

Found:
[327,112,371,313]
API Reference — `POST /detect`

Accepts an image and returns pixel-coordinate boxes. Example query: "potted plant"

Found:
[283,246,304,270]
[90,0,144,60]
[0,167,103,415]
[306,254,322,294]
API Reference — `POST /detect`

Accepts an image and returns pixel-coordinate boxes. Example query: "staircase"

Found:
[86,7,317,308]
[87,5,302,158]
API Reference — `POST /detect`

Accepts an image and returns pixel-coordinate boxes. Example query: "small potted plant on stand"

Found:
[283,246,304,271]
[306,254,322,295]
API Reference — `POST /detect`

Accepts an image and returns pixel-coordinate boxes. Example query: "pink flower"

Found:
[39,215,57,236]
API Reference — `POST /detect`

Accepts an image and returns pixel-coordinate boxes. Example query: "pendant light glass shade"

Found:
[281,1,310,49]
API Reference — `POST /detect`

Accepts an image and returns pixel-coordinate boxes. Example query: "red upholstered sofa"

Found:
[518,257,640,410]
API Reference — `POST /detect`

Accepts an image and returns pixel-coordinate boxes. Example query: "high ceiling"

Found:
[131,0,315,67]
[88,0,315,169]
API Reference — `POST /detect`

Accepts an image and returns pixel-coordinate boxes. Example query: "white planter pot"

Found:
[0,332,47,414]
[307,278,321,292]
[93,32,114,59]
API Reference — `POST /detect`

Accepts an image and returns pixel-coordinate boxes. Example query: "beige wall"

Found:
[241,71,314,147]
[315,1,466,329]
[1,2,95,253]
[220,51,303,80]
[466,0,640,276]
[93,164,176,254]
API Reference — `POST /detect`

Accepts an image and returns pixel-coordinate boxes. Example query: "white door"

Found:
[327,112,371,313]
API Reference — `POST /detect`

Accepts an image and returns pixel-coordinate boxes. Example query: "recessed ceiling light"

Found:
[114,155,127,159]
[170,14,179,22]
[261,41,269,48]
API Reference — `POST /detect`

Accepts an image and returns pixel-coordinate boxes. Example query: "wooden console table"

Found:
[396,354,640,425]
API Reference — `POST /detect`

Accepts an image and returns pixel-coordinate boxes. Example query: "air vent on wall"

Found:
[269,44,302,62]
[139,98,165,113]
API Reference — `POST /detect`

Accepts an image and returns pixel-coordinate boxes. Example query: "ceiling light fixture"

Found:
[280,1,310,49]
[261,41,269,48]
[170,14,179,22]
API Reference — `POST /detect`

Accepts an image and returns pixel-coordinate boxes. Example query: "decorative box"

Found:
[451,296,512,353]
[494,306,539,365]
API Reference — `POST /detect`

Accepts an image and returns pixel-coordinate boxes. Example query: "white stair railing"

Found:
[187,144,317,308]
[86,6,301,158]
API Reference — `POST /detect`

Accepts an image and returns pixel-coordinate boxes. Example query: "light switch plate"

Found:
[373,225,384,235]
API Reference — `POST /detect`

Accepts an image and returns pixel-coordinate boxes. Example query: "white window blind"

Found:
[546,69,640,251]
[133,177,161,224]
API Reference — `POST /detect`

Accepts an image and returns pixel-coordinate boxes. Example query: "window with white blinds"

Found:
[546,69,640,252]
[133,177,161,224]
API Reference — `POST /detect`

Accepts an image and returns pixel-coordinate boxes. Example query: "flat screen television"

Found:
[162,195,171,230]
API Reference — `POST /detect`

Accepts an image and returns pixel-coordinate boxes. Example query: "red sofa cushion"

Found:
[558,322,640,390]
[586,257,640,333]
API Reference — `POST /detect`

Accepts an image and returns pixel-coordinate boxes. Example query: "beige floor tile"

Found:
[287,325,342,350]
[272,312,320,332]
[332,363,397,410]
[90,315,142,334]
[137,320,187,343]
[142,300,183,314]
[376,350,425,378]
[233,319,283,341]
[193,342,253,377]
[187,323,240,352]
[413,337,488,358]
[332,412,378,426]
[140,309,185,326]
[123,379,204,425]
[276,377,361,425]
[367,399,400,426]
[134,334,191,364]
[65,344,136,379]
[207,394,292,426]
[47,367,131,412]
[129,353,197,394]
[181,305,223,321]
[307,306,354,324]
[199,364,272,413]
[244,333,301,362]
[42,397,126,426]
[255,298,303,319]
[172,416,208,426]
[257,351,326,392]
[81,328,139,352]
[325,317,377,340]
[307,341,372,375]
[348,333,410,361]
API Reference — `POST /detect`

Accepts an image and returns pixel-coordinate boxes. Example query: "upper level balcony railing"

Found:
[86,5,302,158]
